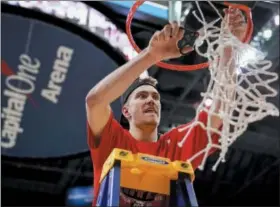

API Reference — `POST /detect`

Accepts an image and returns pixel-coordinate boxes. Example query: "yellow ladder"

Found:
[97,148,198,206]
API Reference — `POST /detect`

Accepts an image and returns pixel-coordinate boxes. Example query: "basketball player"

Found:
[86,8,246,207]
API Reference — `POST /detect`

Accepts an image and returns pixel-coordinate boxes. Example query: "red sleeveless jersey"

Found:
[87,110,220,206]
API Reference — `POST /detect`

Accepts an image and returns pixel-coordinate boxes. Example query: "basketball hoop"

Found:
[126,0,253,71]
[126,0,279,171]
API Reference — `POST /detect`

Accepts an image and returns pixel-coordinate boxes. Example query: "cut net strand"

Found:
[177,1,279,171]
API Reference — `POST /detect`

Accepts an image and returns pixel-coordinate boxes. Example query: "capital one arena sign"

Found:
[1,1,143,158]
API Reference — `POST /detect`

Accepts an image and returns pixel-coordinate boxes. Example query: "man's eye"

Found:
[153,95,160,100]
[139,94,147,99]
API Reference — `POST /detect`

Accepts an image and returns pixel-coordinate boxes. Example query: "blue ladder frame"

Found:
[96,161,199,207]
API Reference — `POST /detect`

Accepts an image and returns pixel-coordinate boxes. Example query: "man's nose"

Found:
[146,96,155,105]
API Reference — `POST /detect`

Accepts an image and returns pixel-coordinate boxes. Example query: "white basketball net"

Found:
[177,1,279,171]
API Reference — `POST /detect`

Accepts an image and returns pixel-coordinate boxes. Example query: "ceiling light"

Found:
[263,29,272,40]
[274,15,279,26]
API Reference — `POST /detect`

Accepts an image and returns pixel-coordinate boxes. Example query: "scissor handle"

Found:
[177,28,199,55]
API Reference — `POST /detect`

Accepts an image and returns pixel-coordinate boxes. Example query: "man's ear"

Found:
[122,104,131,120]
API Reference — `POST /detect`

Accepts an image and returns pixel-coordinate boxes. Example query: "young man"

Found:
[86,8,246,206]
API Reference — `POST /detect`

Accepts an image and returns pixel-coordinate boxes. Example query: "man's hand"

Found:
[147,22,193,62]
[224,8,247,41]
[207,8,247,131]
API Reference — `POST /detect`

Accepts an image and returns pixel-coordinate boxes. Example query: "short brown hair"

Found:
[138,76,158,87]
[121,76,158,105]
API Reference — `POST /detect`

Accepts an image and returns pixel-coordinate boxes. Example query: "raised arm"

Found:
[85,49,155,138]
[85,23,193,142]
[204,8,248,131]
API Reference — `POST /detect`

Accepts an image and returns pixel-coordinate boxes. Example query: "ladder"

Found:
[97,148,199,206]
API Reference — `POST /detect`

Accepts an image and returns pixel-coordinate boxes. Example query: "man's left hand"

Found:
[224,8,247,41]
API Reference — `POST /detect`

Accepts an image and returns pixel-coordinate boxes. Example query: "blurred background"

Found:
[1,1,279,206]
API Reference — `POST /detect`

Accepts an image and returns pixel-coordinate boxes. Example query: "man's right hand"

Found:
[147,22,194,62]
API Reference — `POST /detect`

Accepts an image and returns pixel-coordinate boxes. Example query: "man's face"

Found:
[123,85,161,128]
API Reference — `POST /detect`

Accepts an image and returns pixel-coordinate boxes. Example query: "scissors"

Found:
[177,18,220,55]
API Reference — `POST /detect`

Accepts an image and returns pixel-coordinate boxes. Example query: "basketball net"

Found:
[177,1,279,171]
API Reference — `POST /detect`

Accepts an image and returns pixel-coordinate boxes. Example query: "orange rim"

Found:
[126,0,254,71]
